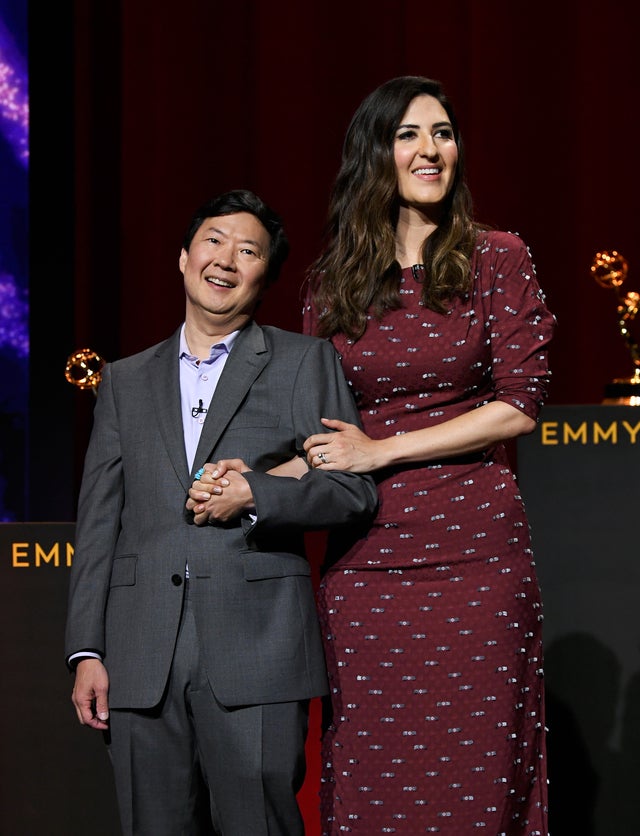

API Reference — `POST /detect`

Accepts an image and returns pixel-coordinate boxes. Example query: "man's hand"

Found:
[186,459,255,525]
[71,658,110,730]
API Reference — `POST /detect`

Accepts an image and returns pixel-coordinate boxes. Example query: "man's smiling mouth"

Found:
[206,276,235,288]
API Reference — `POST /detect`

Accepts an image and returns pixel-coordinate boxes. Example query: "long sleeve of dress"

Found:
[476,230,556,420]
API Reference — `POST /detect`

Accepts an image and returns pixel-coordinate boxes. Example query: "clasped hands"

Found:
[186,459,254,526]
[186,418,377,527]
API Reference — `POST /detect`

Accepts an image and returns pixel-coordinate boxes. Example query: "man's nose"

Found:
[215,245,236,269]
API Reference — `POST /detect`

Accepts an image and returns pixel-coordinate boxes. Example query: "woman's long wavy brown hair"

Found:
[307,76,487,341]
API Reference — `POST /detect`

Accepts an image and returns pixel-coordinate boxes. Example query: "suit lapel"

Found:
[146,322,270,492]
[148,328,191,491]
[191,321,269,474]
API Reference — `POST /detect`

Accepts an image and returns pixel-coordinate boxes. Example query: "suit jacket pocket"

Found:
[241,551,310,581]
[222,408,281,430]
[109,554,137,587]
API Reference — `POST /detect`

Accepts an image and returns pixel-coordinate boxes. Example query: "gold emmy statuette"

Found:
[64,348,106,397]
[590,250,640,405]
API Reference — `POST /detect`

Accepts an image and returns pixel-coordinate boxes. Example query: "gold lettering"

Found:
[541,422,559,445]
[622,421,640,443]
[35,542,60,567]
[593,422,617,443]
[12,542,29,567]
[563,422,588,444]
[538,419,639,446]
[10,541,75,567]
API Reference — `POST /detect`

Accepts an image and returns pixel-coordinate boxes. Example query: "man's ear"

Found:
[178,248,188,274]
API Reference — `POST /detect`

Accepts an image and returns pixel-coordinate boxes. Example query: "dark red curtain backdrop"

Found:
[28,1,637,832]
[71,0,639,400]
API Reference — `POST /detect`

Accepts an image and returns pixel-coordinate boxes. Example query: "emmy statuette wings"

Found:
[591,251,640,405]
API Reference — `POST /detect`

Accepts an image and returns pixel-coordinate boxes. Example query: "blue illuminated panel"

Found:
[0,0,28,520]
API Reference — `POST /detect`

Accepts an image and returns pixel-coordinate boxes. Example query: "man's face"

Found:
[179,211,271,332]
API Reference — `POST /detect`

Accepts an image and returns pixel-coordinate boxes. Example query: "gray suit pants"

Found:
[107,580,309,836]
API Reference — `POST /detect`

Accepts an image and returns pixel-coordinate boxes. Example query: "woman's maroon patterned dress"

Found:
[303,231,556,835]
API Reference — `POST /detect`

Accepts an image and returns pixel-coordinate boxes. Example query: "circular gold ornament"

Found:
[590,250,629,289]
[64,348,106,390]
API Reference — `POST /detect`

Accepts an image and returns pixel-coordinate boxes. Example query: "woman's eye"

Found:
[435,128,454,140]
[396,130,416,141]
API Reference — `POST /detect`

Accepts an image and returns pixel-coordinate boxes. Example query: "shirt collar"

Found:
[178,323,240,361]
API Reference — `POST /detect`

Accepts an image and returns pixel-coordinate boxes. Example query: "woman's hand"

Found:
[303,418,383,473]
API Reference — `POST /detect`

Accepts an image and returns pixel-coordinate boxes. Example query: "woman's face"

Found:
[393,94,458,211]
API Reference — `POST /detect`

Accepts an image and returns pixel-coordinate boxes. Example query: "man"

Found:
[65,189,378,836]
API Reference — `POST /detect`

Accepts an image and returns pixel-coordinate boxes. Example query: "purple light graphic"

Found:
[0,4,28,522]
[0,270,28,357]
[0,10,28,360]
[0,14,28,167]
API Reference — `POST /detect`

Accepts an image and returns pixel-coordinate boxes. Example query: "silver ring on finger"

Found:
[318,452,327,464]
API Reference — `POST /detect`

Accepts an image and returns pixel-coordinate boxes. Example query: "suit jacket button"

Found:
[171,574,183,586]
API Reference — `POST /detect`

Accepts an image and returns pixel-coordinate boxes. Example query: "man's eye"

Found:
[207,237,220,245]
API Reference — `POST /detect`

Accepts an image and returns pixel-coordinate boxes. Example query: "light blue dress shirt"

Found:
[179,324,239,471]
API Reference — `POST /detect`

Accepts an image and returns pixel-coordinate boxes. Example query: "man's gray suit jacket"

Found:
[64,321,378,709]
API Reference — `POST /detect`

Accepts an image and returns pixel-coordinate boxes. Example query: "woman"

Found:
[301,76,555,835]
